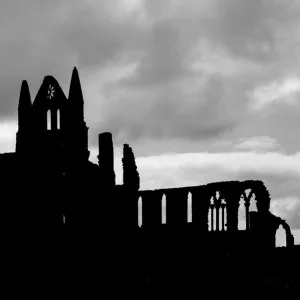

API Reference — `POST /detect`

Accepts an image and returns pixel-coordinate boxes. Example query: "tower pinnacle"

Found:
[68,67,84,104]
[18,80,32,130]
[18,80,31,111]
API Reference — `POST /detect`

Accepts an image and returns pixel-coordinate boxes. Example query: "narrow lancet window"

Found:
[208,208,212,231]
[57,109,60,130]
[238,194,246,230]
[47,110,51,130]
[162,194,166,224]
[188,192,192,223]
[138,196,142,227]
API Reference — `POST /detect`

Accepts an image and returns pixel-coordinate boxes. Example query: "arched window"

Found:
[47,84,55,99]
[276,225,286,247]
[238,193,246,230]
[138,196,142,227]
[240,189,257,230]
[249,198,257,211]
[208,207,212,231]
[187,192,192,223]
[57,109,60,130]
[221,198,227,231]
[47,110,51,130]
[162,194,166,224]
[208,197,214,231]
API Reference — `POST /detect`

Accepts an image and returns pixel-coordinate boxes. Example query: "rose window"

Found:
[47,84,55,99]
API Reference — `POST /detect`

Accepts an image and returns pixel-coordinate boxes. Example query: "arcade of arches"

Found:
[136,180,294,248]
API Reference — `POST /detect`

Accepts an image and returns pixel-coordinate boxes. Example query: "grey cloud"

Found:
[89,0,299,143]
[206,0,294,63]
[237,171,300,199]
[123,19,191,87]
[1,0,300,147]
[0,0,144,118]
[56,4,146,69]
[91,76,239,145]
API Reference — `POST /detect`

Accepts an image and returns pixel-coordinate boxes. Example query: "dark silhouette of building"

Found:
[0,67,139,243]
[0,67,297,291]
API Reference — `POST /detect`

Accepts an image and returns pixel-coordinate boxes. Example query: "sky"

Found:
[1,0,300,246]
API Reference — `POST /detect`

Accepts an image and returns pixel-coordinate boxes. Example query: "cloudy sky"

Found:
[1,0,300,245]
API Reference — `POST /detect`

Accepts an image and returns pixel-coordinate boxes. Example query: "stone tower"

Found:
[16,67,90,177]
[16,80,32,156]
[98,132,116,187]
[65,67,90,174]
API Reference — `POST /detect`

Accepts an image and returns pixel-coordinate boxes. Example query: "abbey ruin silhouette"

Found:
[0,67,297,290]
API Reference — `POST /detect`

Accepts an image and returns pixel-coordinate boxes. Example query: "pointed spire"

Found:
[68,67,84,103]
[18,80,32,132]
[18,80,32,111]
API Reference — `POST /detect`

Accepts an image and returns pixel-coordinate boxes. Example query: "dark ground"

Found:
[2,241,300,295]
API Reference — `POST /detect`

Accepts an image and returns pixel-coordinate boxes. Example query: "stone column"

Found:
[191,186,211,232]
[287,233,295,248]
[254,182,270,213]
[210,203,214,231]
[214,194,221,232]
[243,190,253,231]
[281,220,295,248]
[245,199,250,231]
[127,190,139,229]
[223,189,242,232]
[221,203,226,231]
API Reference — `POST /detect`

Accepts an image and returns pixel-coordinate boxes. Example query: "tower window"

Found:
[57,109,60,130]
[47,110,51,130]
[47,84,55,99]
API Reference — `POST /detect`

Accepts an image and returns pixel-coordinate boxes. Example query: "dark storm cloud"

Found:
[0,0,144,117]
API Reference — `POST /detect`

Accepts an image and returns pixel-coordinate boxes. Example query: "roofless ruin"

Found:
[0,67,294,250]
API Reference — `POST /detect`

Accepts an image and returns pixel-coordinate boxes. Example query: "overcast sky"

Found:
[1,0,300,245]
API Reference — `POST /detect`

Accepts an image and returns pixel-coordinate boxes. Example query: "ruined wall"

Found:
[135,180,294,248]
[137,180,270,231]
[1,69,293,250]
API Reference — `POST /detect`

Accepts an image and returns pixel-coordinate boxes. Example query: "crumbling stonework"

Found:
[98,132,115,187]
[0,67,293,252]
[122,144,140,191]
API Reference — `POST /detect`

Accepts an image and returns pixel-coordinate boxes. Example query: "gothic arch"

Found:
[208,196,214,231]
[220,197,227,231]
[32,76,67,130]
[276,224,286,247]
[33,76,67,108]
[280,220,294,248]
[238,192,246,230]
[239,188,257,231]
